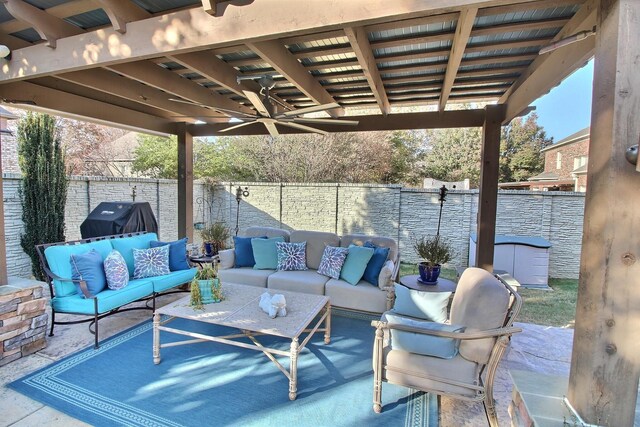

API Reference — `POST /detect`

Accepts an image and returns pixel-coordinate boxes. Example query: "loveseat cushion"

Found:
[267,270,329,295]
[45,240,114,297]
[325,278,388,313]
[111,233,159,277]
[51,278,154,315]
[218,267,273,288]
[151,268,197,293]
[242,226,290,241]
[290,230,339,270]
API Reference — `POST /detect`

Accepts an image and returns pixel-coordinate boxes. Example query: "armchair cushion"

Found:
[392,284,451,323]
[384,313,464,359]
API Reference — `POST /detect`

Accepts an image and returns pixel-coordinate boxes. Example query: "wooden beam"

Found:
[187,109,486,136]
[107,61,255,116]
[0,0,96,35]
[502,0,597,122]
[0,31,31,50]
[439,8,478,111]
[344,27,390,115]
[97,0,151,34]
[56,68,229,122]
[247,40,344,118]
[0,0,550,82]
[567,1,640,425]
[177,123,194,241]
[475,104,504,271]
[477,0,585,17]
[1,0,83,48]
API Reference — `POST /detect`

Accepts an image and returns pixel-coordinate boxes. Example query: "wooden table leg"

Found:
[289,337,299,400]
[153,313,161,364]
[324,303,331,344]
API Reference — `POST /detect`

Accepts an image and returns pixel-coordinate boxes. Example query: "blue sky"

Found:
[529,59,594,142]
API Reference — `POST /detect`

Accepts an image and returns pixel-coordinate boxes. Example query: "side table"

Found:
[398,274,457,293]
[189,255,219,269]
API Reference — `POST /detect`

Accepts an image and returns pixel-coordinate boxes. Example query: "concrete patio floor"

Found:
[0,287,576,427]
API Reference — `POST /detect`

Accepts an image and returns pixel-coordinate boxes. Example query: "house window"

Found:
[574,155,588,169]
[556,152,562,169]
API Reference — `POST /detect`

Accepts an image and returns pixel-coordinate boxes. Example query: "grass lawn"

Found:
[398,263,577,328]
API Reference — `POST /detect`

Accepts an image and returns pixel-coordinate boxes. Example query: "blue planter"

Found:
[198,278,221,304]
[418,263,441,284]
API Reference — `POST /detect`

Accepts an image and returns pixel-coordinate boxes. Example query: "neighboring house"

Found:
[500,127,589,192]
[0,106,20,174]
[423,177,470,190]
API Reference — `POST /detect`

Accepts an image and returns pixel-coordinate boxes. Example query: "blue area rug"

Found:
[9,310,437,427]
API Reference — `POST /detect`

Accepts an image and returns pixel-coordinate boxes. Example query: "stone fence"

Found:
[2,175,585,280]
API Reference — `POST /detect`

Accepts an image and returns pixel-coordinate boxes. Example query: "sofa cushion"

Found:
[340,244,374,285]
[341,234,398,265]
[218,267,273,288]
[267,270,329,295]
[51,278,154,315]
[233,235,266,268]
[363,242,390,286]
[290,230,339,270]
[70,249,107,297]
[150,237,190,271]
[103,250,129,290]
[317,246,349,279]
[242,226,290,241]
[252,236,285,270]
[276,241,308,271]
[325,278,388,313]
[133,245,171,279]
[151,268,197,293]
[392,284,451,323]
[45,240,114,297]
[111,233,158,277]
[384,312,464,359]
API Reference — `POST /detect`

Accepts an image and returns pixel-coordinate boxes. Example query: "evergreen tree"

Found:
[18,113,68,280]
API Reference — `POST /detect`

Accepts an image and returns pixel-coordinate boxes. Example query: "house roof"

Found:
[0,1,596,136]
[541,126,590,152]
[528,170,560,181]
[572,163,588,174]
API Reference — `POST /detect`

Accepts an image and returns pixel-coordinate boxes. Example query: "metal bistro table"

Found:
[398,274,457,293]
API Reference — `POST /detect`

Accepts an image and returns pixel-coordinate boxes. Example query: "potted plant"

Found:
[200,222,230,256]
[412,235,454,284]
[190,264,224,309]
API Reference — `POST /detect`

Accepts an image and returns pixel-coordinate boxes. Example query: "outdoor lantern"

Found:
[234,186,250,236]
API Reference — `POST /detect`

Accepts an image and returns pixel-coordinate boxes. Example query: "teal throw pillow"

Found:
[392,284,451,323]
[386,313,464,359]
[317,246,349,279]
[252,236,285,270]
[340,244,374,285]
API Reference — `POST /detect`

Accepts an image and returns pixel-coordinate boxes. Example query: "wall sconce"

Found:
[0,45,11,60]
[234,186,250,236]
[625,145,638,166]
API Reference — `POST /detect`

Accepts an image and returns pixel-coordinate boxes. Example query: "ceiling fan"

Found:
[170,75,358,136]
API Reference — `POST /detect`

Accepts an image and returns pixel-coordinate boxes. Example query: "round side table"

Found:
[398,274,457,293]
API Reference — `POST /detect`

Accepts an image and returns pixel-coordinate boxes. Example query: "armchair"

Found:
[372,267,522,426]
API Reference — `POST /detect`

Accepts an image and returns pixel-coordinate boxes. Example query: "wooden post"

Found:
[0,131,8,285]
[568,1,640,425]
[177,123,193,241]
[475,104,504,271]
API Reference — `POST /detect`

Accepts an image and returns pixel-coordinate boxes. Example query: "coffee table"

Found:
[152,283,331,400]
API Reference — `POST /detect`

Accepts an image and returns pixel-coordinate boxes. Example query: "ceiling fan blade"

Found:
[242,90,270,117]
[219,120,258,133]
[277,102,341,118]
[277,121,329,136]
[1,98,36,105]
[168,98,256,118]
[291,117,359,126]
[263,121,279,137]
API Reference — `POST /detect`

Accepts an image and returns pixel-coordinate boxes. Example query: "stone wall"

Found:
[2,176,585,280]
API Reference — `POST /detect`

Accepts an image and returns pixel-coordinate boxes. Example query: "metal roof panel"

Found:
[64,9,110,30]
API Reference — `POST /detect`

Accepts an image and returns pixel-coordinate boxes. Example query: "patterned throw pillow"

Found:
[133,245,170,279]
[103,250,129,290]
[317,246,349,279]
[276,241,308,271]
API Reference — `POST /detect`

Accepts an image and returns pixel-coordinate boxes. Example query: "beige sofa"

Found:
[218,226,399,313]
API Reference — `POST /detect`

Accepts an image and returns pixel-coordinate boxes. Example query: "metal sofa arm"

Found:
[371,320,522,340]
[46,269,95,299]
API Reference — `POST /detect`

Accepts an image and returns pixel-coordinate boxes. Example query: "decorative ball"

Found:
[625,145,638,166]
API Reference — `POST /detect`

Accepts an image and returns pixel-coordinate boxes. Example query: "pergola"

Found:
[0,0,637,425]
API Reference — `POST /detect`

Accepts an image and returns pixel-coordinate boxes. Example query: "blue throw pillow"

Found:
[70,249,106,298]
[340,244,374,285]
[317,246,349,279]
[133,245,170,279]
[386,313,465,359]
[103,250,129,290]
[392,284,451,323]
[276,241,308,271]
[252,237,285,270]
[362,241,390,286]
[150,238,190,271]
[234,236,267,267]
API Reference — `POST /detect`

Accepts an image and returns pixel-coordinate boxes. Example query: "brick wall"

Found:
[543,138,590,180]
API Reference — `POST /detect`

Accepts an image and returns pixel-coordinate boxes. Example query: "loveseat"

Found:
[217,227,399,313]
[36,232,197,348]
